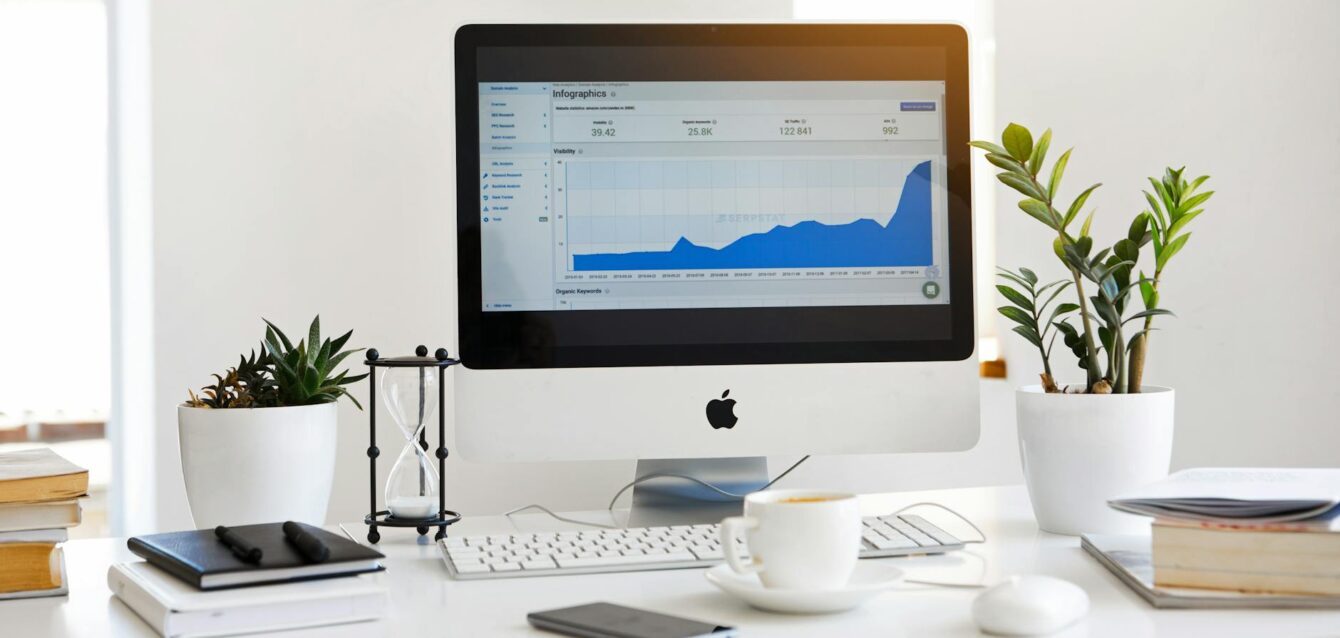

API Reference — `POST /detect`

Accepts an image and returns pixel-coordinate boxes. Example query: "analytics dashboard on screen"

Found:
[477,81,950,312]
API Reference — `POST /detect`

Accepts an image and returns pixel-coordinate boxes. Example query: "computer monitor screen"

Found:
[456,25,973,369]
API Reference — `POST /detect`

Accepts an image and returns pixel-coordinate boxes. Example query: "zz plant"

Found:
[974,124,1212,394]
[186,316,367,408]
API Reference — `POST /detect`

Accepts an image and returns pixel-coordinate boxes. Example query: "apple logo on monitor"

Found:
[706,390,738,429]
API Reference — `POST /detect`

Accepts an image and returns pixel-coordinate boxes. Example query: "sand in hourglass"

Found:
[388,495,438,519]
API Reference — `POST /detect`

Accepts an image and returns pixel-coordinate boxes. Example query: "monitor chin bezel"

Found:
[455,23,974,370]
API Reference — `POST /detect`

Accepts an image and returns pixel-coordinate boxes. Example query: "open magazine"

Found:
[1108,468,1340,528]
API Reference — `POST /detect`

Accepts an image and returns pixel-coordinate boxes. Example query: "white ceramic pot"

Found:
[1016,385,1174,536]
[178,403,338,529]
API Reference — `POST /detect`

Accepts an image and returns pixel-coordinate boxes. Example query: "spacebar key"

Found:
[557,552,697,569]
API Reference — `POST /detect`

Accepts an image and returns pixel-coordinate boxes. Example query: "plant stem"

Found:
[1065,261,1104,390]
[1112,321,1127,393]
[1031,302,1056,391]
[1126,270,1163,393]
[1023,168,1105,392]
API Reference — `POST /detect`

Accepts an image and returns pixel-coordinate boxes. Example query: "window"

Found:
[0,0,111,537]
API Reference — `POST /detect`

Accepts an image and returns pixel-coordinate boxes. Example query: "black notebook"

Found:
[127,523,385,590]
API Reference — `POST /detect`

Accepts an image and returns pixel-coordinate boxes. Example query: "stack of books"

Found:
[0,448,88,600]
[1097,467,1340,605]
[112,522,389,637]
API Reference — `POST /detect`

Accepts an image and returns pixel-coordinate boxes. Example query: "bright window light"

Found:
[0,0,110,416]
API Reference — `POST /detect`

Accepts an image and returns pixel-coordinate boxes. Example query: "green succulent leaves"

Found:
[263,316,368,409]
[187,316,367,409]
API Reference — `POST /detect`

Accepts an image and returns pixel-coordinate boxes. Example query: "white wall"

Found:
[992,1,1340,468]
[147,0,1340,533]
[147,0,1033,532]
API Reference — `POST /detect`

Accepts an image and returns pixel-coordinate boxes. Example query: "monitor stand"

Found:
[627,457,768,528]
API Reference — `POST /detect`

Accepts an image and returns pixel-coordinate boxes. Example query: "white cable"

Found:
[892,501,987,544]
[605,454,811,512]
[503,503,619,529]
[505,456,812,530]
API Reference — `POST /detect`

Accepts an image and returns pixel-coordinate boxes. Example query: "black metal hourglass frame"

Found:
[363,345,462,543]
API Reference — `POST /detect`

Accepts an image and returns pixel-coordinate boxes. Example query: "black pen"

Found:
[215,525,263,564]
[283,521,331,563]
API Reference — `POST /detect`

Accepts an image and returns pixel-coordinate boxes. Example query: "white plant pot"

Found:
[178,403,338,529]
[1016,385,1174,536]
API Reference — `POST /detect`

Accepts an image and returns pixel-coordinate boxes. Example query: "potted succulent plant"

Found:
[972,124,1213,535]
[178,316,365,529]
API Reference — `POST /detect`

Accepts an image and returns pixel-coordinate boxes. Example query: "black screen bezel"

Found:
[456,24,974,369]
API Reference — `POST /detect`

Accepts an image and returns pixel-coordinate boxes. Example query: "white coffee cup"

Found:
[719,489,861,590]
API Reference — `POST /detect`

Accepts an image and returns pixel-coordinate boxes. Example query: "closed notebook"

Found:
[108,561,386,638]
[0,448,89,504]
[127,523,385,590]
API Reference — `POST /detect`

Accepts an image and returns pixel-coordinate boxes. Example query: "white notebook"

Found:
[108,562,387,638]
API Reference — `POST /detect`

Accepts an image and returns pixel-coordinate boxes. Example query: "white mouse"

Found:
[972,575,1089,636]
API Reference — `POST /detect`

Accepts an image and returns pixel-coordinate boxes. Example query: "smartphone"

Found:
[527,602,737,638]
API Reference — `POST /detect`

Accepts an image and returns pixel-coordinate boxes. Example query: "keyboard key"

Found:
[556,551,696,569]
[454,562,492,574]
[493,561,522,572]
[522,558,557,570]
[903,530,936,546]
[690,547,723,560]
[871,536,919,550]
[902,515,960,546]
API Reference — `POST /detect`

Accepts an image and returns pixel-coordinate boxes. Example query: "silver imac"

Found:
[453,24,979,525]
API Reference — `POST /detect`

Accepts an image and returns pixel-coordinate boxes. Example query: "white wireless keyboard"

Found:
[440,513,965,580]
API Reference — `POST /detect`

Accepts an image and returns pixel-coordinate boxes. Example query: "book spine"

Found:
[126,537,204,589]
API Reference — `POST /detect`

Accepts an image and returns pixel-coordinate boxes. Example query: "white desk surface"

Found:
[6,485,1338,637]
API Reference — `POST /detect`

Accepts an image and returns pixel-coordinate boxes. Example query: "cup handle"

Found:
[720,516,760,575]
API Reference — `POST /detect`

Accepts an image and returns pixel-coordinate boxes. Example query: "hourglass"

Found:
[363,346,461,544]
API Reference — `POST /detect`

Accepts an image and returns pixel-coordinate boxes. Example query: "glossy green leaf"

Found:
[1046,302,1080,327]
[1048,148,1071,202]
[1113,238,1140,264]
[997,270,1035,292]
[1002,123,1034,162]
[1065,184,1102,230]
[1157,233,1191,270]
[985,152,1030,176]
[968,140,1010,156]
[1123,308,1175,325]
[1018,198,1059,229]
[1018,267,1039,285]
[1128,213,1150,245]
[1167,209,1202,238]
[999,173,1047,200]
[1175,191,1214,218]
[997,284,1034,311]
[1028,129,1052,176]
[1139,274,1156,309]
[998,305,1034,328]
[1012,325,1044,348]
[1144,191,1167,228]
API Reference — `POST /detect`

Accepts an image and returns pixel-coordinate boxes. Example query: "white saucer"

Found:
[705,562,904,614]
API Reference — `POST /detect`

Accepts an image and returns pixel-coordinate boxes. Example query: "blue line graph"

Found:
[572,160,933,270]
